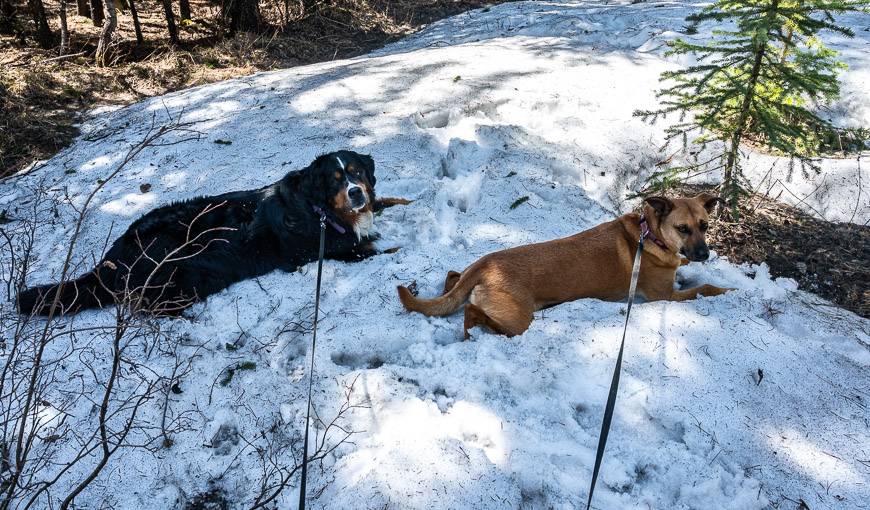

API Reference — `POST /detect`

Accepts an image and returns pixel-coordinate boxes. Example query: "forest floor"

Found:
[680,184,869,318]
[0,0,511,177]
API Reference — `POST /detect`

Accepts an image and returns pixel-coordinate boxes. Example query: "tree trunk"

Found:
[723,0,776,209]
[0,0,16,36]
[27,0,53,48]
[90,0,104,26]
[779,26,793,63]
[128,0,143,44]
[179,0,190,21]
[225,0,260,34]
[59,0,69,55]
[94,0,116,66]
[162,0,178,44]
[76,0,90,17]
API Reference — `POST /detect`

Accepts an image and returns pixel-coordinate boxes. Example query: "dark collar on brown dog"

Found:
[639,215,669,251]
[311,205,347,235]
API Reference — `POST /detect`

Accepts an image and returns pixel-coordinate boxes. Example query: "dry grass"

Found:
[0,0,509,176]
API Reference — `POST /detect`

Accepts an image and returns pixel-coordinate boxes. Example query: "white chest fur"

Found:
[353,210,374,240]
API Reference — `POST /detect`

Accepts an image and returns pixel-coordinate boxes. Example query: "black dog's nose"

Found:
[348,186,365,205]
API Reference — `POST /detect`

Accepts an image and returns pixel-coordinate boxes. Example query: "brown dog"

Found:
[397,194,731,339]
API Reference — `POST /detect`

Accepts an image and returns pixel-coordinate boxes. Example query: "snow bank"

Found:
[2,1,868,509]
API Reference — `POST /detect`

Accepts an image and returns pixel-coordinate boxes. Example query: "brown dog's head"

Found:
[643,193,722,262]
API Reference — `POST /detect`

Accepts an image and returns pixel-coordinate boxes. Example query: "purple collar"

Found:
[639,215,669,251]
[311,205,347,235]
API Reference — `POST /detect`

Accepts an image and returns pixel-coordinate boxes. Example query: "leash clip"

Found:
[638,216,649,246]
[638,214,667,250]
[311,204,347,235]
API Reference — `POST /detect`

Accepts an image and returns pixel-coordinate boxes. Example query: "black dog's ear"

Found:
[290,155,330,203]
[361,154,376,187]
[695,193,724,213]
[644,196,674,217]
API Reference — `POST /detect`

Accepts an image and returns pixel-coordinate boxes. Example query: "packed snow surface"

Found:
[2,1,869,509]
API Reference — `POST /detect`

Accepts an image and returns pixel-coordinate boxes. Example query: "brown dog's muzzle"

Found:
[682,242,710,262]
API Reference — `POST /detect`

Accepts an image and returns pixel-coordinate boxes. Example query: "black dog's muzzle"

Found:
[348,185,367,209]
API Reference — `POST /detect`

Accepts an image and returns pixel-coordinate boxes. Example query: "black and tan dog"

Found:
[398,194,731,338]
[18,150,410,315]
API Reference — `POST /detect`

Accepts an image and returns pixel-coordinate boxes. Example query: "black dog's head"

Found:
[289,150,377,237]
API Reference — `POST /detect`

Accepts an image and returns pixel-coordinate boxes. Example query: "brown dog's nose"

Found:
[694,245,710,262]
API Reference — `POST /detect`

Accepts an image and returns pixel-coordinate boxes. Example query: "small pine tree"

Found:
[635,0,869,210]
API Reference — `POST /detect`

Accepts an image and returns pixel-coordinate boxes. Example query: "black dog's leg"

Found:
[330,242,380,262]
[330,238,403,262]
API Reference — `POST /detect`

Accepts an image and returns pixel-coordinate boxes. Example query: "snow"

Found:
[2,1,869,509]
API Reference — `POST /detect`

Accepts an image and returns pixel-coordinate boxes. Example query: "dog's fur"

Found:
[18,150,410,316]
[398,194,730,338]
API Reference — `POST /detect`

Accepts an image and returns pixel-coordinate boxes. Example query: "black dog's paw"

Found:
[342,243,379,261]
[382,247,400,254]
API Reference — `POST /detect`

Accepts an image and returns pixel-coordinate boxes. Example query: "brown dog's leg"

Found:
[670,284,731,301]
[462,288,534,339]
[464,303,502,339]
[443,271,462,294]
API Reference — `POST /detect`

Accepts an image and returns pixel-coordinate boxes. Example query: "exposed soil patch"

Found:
[678,184,869,318]
[0,0,512,176]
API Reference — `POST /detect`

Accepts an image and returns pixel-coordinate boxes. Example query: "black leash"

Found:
[298,214,327,510]
[586,228,647,510]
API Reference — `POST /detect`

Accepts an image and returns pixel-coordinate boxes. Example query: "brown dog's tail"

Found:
[397,262,484,316]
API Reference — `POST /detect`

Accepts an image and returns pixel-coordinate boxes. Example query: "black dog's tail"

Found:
[17,272,112,316]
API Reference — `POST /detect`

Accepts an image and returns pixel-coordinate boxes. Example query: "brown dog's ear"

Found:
[695,193,724,213]
[644,196,674,217]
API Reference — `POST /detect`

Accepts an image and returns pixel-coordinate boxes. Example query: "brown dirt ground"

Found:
[0,0,512,176]
[676,184,869,318]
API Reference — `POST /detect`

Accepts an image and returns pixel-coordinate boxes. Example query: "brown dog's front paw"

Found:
[706,285,733,297]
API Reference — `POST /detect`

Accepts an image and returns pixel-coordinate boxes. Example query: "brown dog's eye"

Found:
[676,225,691,235]
[699,221,708,232]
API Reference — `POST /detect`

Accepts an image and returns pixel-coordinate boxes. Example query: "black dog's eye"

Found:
[676,225,691,235]
[334,171,342,181]
[699,221,708,232]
